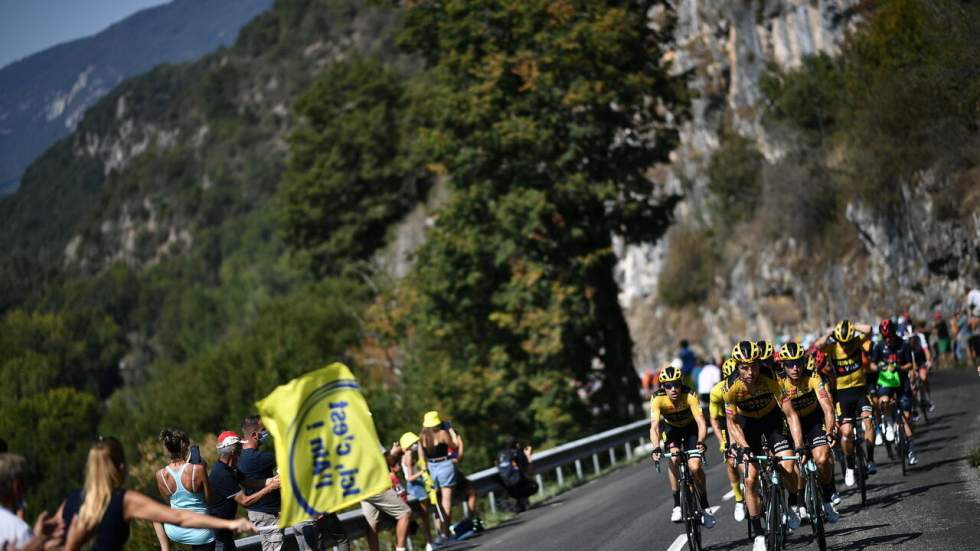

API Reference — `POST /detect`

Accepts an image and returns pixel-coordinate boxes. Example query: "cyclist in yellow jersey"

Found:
[649,366,716,528]
[777,342,840,523]
[724,341,805,551]
[708,358,745,522]
[813,320,876,484]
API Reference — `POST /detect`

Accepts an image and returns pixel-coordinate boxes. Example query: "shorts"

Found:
[969,335,980,356]
[661,422,699,451]
[407,479,427,502]
[799,411,828,448]
[737,410,790,454]
[427,458,457,489]
[247,510,283,551]
[876,385,901,398]
[896,389,914,411]
[835,386,873,422]
[361,488,412,528]
[937,338,951,353]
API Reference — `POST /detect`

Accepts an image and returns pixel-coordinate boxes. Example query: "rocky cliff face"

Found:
[619,0,980,367]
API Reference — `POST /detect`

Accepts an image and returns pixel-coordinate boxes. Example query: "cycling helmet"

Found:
[721,357,737,378]
[731,340,760,364]
[879,319,896,339]
[778,342,806,361]
[659,365,683,384]
[756,340,774,361]
[834,320,855,343]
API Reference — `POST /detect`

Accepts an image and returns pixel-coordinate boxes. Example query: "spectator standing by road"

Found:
[207,432,280,551]
[238,416,283,551]
[420,412,461,541]
[0,454,32,549]
[932,311,952,368]
[696,359,720,409]
[968,288,980,371]
[360,443,412,551]
[153,429,215,551]
[678,340,697,388]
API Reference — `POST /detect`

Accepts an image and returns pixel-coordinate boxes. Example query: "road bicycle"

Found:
[796,448,829,551]
[741,451,798,551]
[840,416,869,504]
[656,447,707,551]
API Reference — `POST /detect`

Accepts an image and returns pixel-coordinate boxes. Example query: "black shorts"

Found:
[737,410,790,454]
[799,411,828,448]
[661,422,699,451]
[835,386,872,422]
[969,335,980,356]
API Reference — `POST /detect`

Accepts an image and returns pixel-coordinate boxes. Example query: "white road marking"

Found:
[666,534,688,551]
[707,505,720,515]
[722,490,735,501]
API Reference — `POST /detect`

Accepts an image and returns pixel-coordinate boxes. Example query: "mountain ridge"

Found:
[0,0,275,194]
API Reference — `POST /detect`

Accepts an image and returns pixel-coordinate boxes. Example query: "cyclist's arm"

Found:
[689,394,707,444]
[708,415,724,444]
[724,408,749,449]
[812,333,831,350]
[853,323,872,334]
[781,399,805,450]
[814,379,835,435]
[649,401,662,451]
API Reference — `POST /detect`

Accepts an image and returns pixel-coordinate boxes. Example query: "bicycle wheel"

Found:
[679,477,699,551]
[918,389,930,425]
[685,482,702,551]
[855,444,868,505]
[808,471,827,551]
[765,478,782,551]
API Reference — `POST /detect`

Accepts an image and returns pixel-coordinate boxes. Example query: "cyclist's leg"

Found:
[684,431,710,509]
[836,392,856,467]
[664,428,682,512]
[860,391,876,466]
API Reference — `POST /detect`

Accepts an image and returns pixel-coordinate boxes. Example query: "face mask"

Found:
[259,430,271,444]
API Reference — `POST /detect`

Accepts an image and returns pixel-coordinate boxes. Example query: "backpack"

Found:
[497,449,523,487]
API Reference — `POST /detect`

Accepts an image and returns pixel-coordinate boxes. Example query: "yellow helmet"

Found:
[731,340,760,364]
[659,365,683,384]
[834,320,855,343]
[756,340,774,361]
[778,342,805,361]
[399,432,419,450]
[722,357,737,377]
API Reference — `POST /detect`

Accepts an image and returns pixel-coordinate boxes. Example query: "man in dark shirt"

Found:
[209,431,280,551]
[239,416,283,551]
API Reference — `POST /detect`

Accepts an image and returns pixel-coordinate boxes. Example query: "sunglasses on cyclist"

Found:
[662,382,681,390]
[783,359,806,370]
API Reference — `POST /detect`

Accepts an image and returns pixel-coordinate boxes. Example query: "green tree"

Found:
[0,388,100,516]
[279,57,428,277]
[396,0,687,445]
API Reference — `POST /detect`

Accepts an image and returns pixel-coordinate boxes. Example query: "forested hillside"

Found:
[2,1,979,542]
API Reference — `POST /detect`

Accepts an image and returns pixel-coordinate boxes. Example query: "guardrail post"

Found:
[609,447,616,465]
[462,502,469,517]
[407,538,414,550]
[536,474,544,496]
[592,453,600,475]
[555,466,564,486]
[624,441,633,460]
[488,491,497,515]
[575,459,583,480]
[639,436,646,447]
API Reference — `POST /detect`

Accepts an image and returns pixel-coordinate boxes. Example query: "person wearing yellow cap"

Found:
[420,412,461,542]
[399,433,439,551]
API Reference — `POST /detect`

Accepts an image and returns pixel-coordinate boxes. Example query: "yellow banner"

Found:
[256,362,390,527]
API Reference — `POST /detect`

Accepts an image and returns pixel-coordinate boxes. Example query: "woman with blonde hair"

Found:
[60,437,254,551]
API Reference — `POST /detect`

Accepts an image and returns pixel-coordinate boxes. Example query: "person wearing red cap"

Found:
[208,431,280,551]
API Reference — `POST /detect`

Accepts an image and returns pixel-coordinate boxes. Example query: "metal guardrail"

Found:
[235,417,653,550]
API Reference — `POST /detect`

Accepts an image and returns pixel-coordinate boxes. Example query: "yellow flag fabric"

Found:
[256,362,390,527]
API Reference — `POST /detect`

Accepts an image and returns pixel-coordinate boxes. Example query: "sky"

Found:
[0,0,168,69]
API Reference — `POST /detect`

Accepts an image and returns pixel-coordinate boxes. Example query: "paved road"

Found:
[449,368,980,551]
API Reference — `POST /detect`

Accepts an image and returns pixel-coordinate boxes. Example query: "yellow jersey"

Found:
[723,372,787,419]
[778,372,825,417]
[650,387,702,428]
[820,336,871,390]
[708,379,728,420]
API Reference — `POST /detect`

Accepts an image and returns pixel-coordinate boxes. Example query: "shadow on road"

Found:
[829,530,921,550]
[909,455,968,473]
[837,481,956,512]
